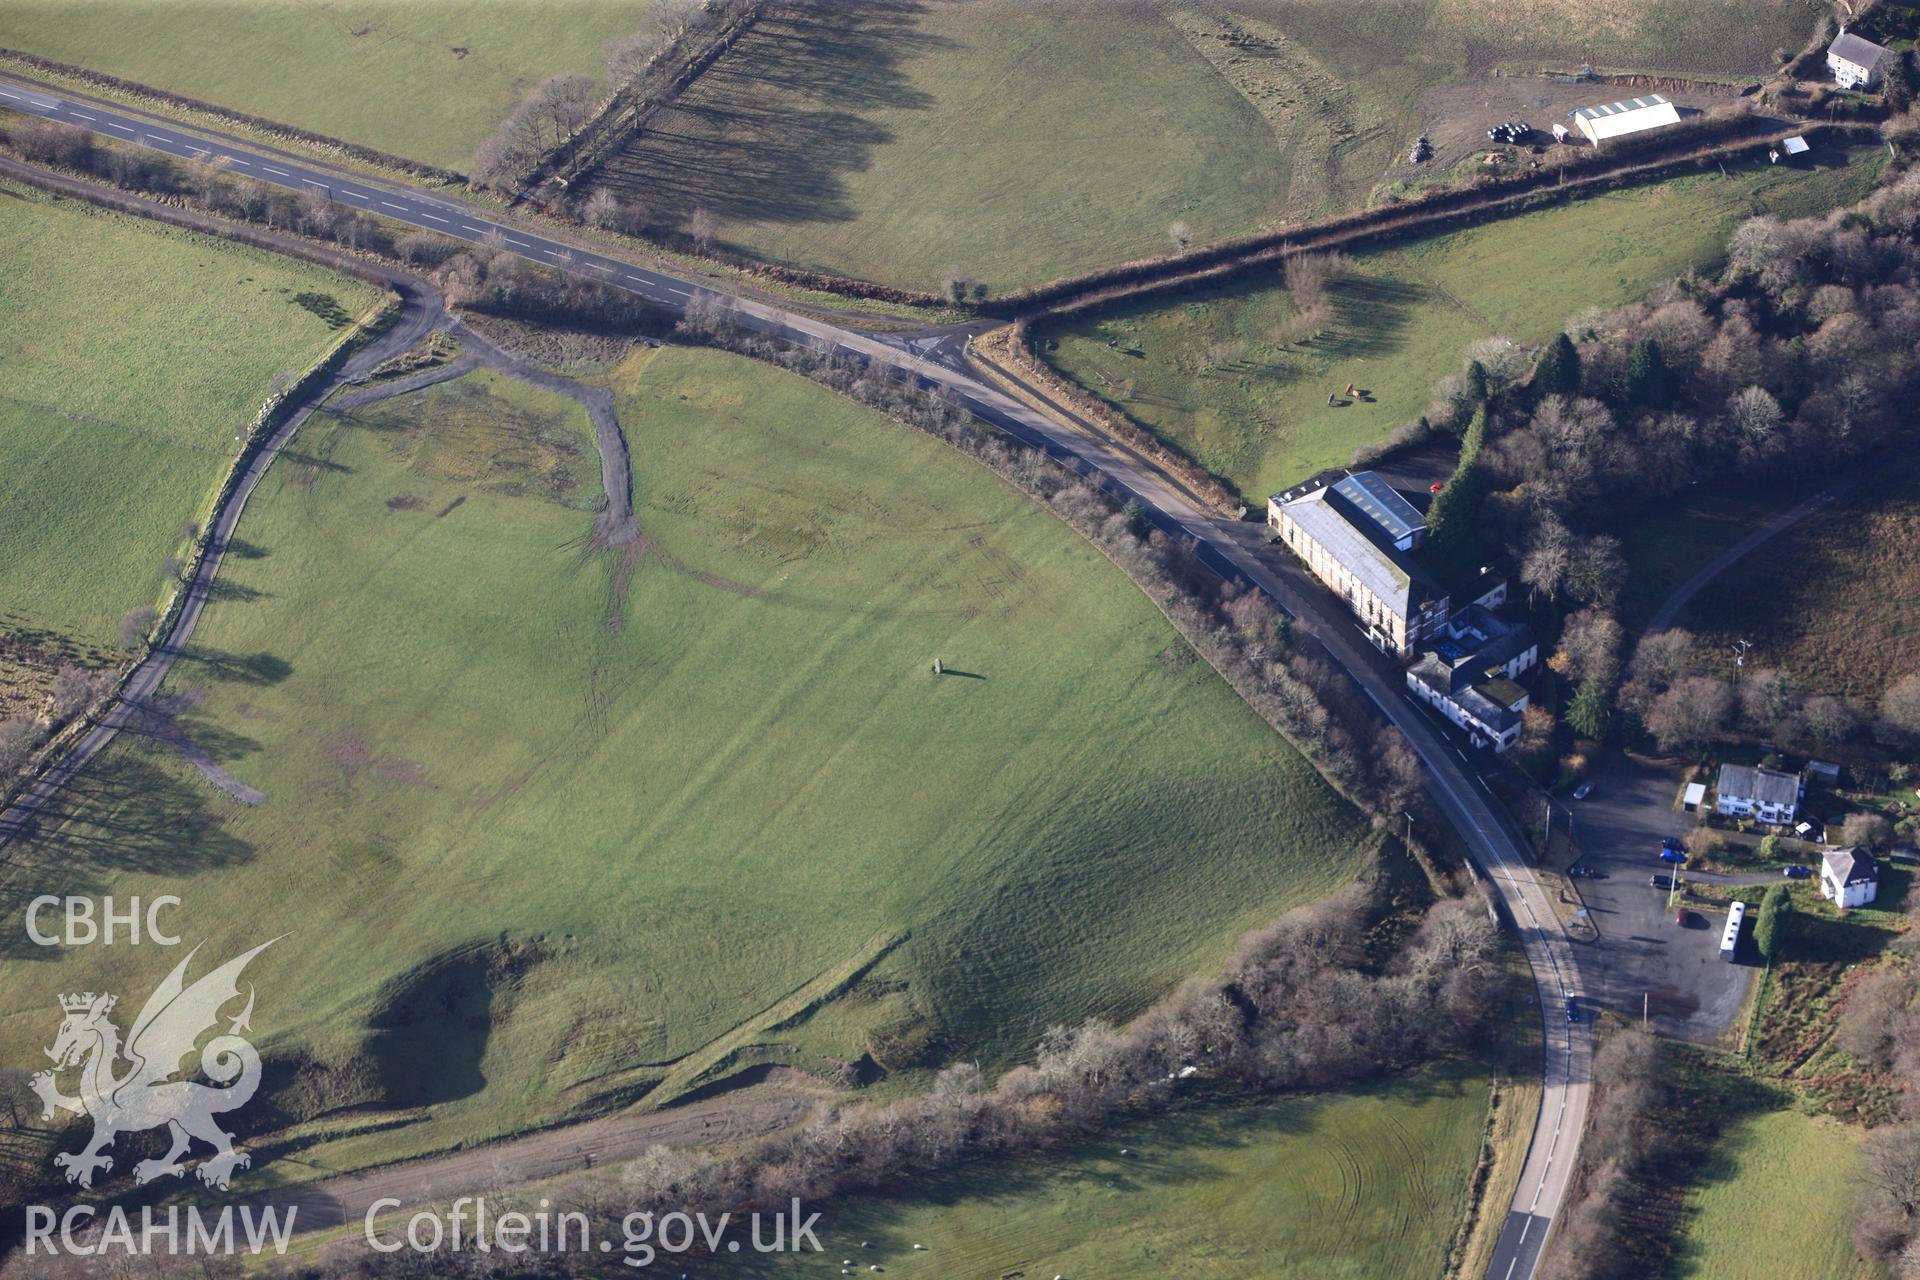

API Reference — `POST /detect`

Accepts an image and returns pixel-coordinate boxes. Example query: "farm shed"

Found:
[1571,94,1680,146]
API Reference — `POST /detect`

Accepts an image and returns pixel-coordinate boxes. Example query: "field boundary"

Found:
[1001,117,1869,320]
[515,2,767,206]
[968,326,1240,515]
[0,48,461,183]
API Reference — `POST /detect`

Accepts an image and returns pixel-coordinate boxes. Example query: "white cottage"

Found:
[1829,31,1896,90]
[1715,764,1802,826]
[1821,846,1879,909]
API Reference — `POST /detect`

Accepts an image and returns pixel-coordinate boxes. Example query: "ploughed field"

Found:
[0,343,1377,1181]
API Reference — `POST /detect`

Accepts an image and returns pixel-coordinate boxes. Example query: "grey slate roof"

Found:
[1279,486,1445,623]
[1717,763,1801,809]
[1830,32,1895,70]
[1823,845,1878,887]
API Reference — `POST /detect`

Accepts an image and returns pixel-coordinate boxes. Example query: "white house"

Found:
[1829,31,1896,89]
[1270,471,1450,656]
[1821,845,1879,908]
[1715,763,1803,825]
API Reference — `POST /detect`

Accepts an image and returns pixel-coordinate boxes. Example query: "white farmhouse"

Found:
[1829,31,1896,89]
[1821,845,1879,908]
[1715,764,1802,826]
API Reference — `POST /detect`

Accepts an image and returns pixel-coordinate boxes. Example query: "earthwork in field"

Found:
[0,339,1379,1182]
[585,0,1822,294]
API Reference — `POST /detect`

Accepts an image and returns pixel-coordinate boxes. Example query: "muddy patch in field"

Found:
[325,731,435,788]
[693,570,764,598]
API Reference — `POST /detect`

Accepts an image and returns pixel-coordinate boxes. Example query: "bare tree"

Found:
[689,206,718,254]
[1843,811,1894,851]
[116,606,159,649]
[1882,674,1920,740]
[582,188,622,231]
[1553,609,1623,684]
[1646,676,1732,752]
[1167,220,1193,251]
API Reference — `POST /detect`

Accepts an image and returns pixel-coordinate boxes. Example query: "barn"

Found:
[1570,94,1681,146]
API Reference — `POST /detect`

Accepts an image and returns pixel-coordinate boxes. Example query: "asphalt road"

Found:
[0,73,1586,1280]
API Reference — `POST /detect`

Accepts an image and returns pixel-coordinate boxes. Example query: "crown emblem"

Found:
[59,992,114,1015]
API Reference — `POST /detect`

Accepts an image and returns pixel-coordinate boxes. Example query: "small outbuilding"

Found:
[1684,781,1707,812]
[1782,135,1811,157]
[1571,94,1681,146]
[1828,30,1896,90]
[1821,845,1880,909]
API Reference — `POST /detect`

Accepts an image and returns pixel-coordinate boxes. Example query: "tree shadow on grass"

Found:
[174,648,293,686]
[1310,275,1431,361]
[0,747,257,962]
[592,1,953,229]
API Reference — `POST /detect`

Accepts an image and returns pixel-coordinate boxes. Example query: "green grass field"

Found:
[0,0,645,170]
[0,184,382,655]
[587,0,1818,294]
[1042,149,1879,503]
[0,344,1376,1179]
[1667,1108,1876,1280]
[703,1068,1494,1280]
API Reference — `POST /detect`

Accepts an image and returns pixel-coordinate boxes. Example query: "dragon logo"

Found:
[31,939,277,1190]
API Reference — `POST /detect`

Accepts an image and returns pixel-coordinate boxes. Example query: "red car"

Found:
[1429,481,1445,493]
[1676,909,1698,927]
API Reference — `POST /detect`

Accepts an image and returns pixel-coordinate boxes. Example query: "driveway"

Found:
[1568,757,1759,1043]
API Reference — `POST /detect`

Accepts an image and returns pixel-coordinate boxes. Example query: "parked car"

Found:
[1572,782,1593,800]
[1650,874,1674,890]
[1565,995,1580,1023]
[1676,909,1698,927]
[1428,480,1445,493]
[1782,864,1812,879]
[1661,835,1685,851]
[1659,849,1688,864]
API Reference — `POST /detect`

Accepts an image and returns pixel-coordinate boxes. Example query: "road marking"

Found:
[381,201,408,212]
[341,187,368,199]
[305,178,330,189]
[584,261,612,273]
[70,110,96,121]
[230,158,253,168]
[420,213,449,224]
[0,90,17,99]
[464,226,491,236]
[105,123,135,136]
[260,165,290,177]
[29,98,57,109]
[506,237,531,248]
[665,286,690,298]
[626,274,647,283]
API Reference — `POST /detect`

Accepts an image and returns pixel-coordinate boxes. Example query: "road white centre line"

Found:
[464,226,491,236]
[230,158,253,169]
[419,213,449,224]
[105,123,135,136]
[70,110,96,122]
[505,237,531,249]
[29,98,57,109]
[0,90,17,99]
[263,166,292,177]
[665,286,690,298]
[381,201,408,213]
